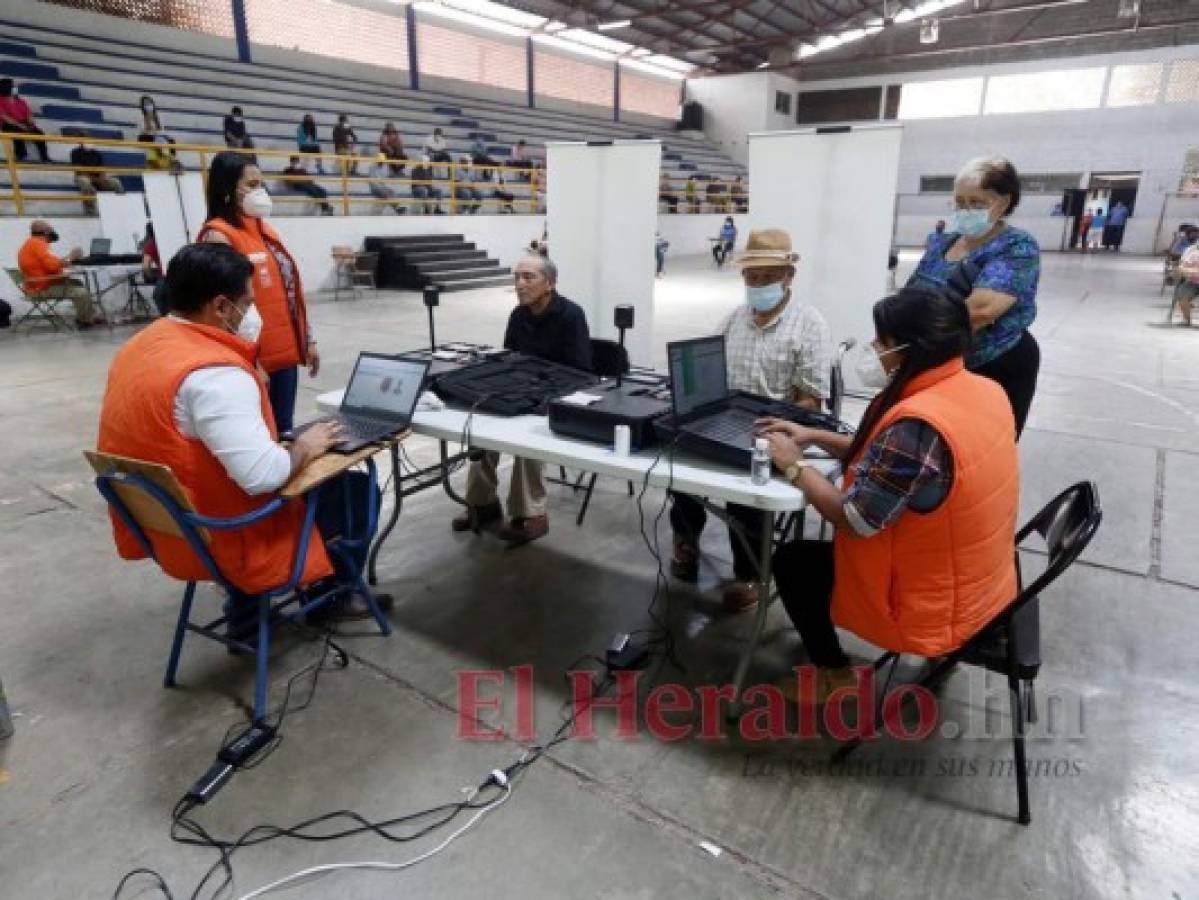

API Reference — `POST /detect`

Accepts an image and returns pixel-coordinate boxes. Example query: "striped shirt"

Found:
[844,418,953,537]
[721,296,831,401]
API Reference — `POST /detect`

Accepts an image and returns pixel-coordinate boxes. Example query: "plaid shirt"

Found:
[721,297,831,401]
[844,418,953,537]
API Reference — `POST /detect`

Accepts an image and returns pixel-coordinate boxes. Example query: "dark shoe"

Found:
[670,536,699,582]
[452,502,503,533]
[721,581,759,613]
[497,515,548,546]
[309,590,394,623]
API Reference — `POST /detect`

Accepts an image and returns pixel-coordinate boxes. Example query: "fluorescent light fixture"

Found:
[621,57,687,79]
[795,0,964,60]
[559,27,632,54]
[920,18,939,44]
[532,32,616,61]
[643,53,695,73]
[597,19,631,31]
[756,61,770,69]
[414,2,530,37]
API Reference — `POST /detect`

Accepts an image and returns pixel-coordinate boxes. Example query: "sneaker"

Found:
[497,515,548,546]
[670,537,699,582]
[451,502,503,533]
[721,581,759,613]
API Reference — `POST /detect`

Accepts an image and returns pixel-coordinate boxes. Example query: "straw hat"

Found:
[736,228,800,269]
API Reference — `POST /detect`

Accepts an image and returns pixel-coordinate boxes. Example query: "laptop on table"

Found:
[77,237,141,267]
[667,336,762,453]
[288,352,430,454]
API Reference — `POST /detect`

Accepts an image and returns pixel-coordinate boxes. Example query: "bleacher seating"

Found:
[0,14,746,218]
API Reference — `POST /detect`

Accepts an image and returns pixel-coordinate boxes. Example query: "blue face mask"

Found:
[746,282,786,313]
[952,208,992,237]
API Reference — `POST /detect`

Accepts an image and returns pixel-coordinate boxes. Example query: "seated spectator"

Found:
[423,127,453,164]
[530,162,545,214]
[295,114,325,173]
[0,78,51,163]
[731,175,747,213]
[96,242,388,631]
[17,220,97,327]
[1173,225,1199,326]
[454,156,483,214]
[491,170,516,214]
[223,106,255,154]
[659,171,678,213]
[509,139,534,178]
[70,141,125,214]
[1168,223,1194,260]
[712,215,736,266]
[367,154,406,215]
[706,177,728,212]
[685,175,700,213]
[280,156,334,216]
[332,113,358,174]
[470,135,498,170]
[378,122,407,175]
[139,95,177,156]
[139,131,178,172]
[410,156,445,214]
[141,221,162,283]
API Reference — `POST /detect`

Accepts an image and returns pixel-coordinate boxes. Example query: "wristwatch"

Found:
[784,460,809,485]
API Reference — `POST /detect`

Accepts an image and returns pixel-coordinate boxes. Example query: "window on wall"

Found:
[1106,63,1162,107]
[1166,60,1199,103]
[418,19,526,93]
[774,90,792,115]
[795,87,882,124]
[984,68,1105,114]
[39,0,233,37]
[245,0,407,71]
[897,78,983,119]
[535,49,614,109]
[621,68,679,119]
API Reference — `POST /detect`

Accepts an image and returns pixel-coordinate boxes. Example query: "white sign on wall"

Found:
[546,140,661,365]
[748,125,903,387]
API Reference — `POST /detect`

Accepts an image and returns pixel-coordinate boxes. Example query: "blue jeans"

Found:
[267,366,298,434]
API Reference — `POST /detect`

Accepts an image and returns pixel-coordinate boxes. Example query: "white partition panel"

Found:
[97,192,148,253]
[748,125,903,387]
[546,140,660,365]
[144,173,189,264]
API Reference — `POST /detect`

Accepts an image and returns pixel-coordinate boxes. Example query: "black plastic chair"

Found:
[833,481,1102,825]
[554,338,636,526]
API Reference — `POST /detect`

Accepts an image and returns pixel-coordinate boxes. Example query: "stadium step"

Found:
[40,103,105,123]
[411,258,499,275]
[0,58,58,79]
[404,248,488,263]
[60,125,124,140]
[432,272,512,293]
[469,131,497,142]
[0,41,38,58]
[20,82,79,100]
[432,105,462,116]
[450,117,479,129]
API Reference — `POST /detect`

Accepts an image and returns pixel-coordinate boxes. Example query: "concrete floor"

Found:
[2,250,1198,899]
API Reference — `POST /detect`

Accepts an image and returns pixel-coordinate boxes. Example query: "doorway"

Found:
[1085,172,1140,250]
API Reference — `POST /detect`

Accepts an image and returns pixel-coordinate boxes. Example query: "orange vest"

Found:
[831,359,1019,656]
[198,216,309,373]
[96,318,332,594]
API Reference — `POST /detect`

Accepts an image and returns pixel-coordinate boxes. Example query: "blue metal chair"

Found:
[86,451,387,722]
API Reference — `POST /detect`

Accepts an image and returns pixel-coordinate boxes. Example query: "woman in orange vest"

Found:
[200,151,318,433]
[759,286,1019,703]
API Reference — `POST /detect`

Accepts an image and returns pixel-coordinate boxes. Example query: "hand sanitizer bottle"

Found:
[751,437,771,486]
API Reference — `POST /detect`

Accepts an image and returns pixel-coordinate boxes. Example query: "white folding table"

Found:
[317,388,826,709]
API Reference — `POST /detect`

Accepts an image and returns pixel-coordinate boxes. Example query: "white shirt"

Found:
[721,296,831,401]
[1181,245,1199,283]
[424,134,446,153]
[169,317,292,496]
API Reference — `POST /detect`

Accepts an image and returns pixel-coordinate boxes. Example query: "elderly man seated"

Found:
[96,243,389,635]
[451,254,591,544]
[16,220,97,327]
[1174,225,1199,327]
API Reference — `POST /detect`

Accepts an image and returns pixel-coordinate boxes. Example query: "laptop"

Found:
[667,335,761,453]
[289,352,430,454]
[77,237,140,267]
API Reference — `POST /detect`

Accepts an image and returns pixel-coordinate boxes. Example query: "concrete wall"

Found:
[0,212,739,312]
[684,73,771,166]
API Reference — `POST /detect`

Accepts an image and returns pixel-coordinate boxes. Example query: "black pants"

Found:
[712,240,732,265]
[294,181,333,212]
[773,540,850,668]
[225,470,379,626]
[2,123,49,161]
[971,329,1039,438]
[669,493,764,582]
[659,193,678,213]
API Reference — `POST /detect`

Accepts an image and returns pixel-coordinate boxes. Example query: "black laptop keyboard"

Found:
[687,410,758,446]
[336,415,397,441]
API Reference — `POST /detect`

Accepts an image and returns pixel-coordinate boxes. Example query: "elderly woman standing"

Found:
[907,157,1040,436]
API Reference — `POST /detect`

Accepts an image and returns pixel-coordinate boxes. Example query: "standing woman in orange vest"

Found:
[758,287,1020,703]
[200,151,318,433]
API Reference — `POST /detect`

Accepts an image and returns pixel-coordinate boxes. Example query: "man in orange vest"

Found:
[97,243,389,636]
[16,220,98,327]
[759,286,1018,704]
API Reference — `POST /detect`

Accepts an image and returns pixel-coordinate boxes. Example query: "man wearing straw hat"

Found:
[670,227,831,612]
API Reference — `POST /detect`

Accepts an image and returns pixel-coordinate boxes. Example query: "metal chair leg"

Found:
[252,594,272,723]
[576,473,598,526]
[1009,671,1032,825]
[164,581,196,688]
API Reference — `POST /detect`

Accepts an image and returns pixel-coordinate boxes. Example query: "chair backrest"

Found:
[331,245,355,261]
[827,338,854,420]
[590,338,629,377]
[353,252,379,273]
[84,450,208,544]
[5,267,29,296]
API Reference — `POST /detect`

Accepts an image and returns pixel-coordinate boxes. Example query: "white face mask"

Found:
[227,302,262,342]
[854,342,908,389]
[240,187,272,218]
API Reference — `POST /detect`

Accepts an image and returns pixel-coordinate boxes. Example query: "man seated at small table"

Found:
[96,243,388,633]
[70,140,124,214]
[452,254,592,545]
[16,220,97,328]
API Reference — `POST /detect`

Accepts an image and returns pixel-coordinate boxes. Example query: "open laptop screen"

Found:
[668,336,728,418]
[341,353,427,421]
[89,237,112,256]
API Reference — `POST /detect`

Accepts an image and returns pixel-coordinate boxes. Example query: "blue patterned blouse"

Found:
[907,227,1041,368]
